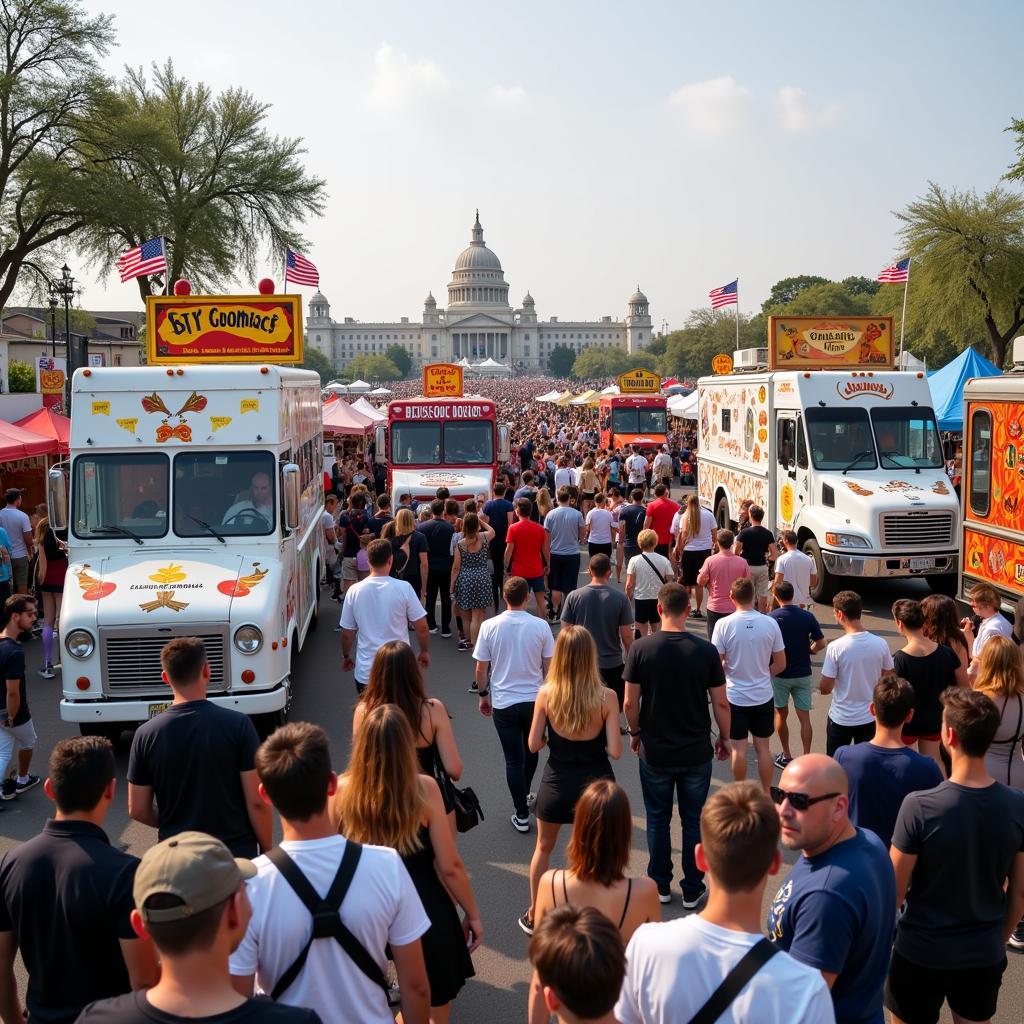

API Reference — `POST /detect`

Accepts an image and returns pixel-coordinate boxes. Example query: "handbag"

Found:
[451,785,485,833]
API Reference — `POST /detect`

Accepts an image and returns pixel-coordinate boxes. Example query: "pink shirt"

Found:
[697,551,750,613]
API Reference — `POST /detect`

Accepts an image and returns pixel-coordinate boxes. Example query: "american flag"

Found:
[116,236,166,283]
[877,257,911,283]
[709,279,738,309]
[285,248,320,287]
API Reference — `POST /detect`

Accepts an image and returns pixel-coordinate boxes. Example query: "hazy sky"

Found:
[73,0,1024,329]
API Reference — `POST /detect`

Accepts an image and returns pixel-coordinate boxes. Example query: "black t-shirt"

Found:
[78,992,320,1024]
[620,504,646,550]
[127,700,260,857]
[0,636,29,725]
[623,630,726,767]
[366,513,393,538]
[893,644,961,736]
[482,498,514,545]
[338,510,370,557]
[893,780,1024,969]
[0,820,137,1024]
[736,525,774,567]
[418,518,455,570]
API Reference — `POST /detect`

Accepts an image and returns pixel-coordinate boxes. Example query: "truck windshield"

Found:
[871,407,944,469]
[174,451,277,536]
[72,453,169,539]
[444,421,493,464]
[392,423,440,465]
[804,408,877,470]
[612,408,667,435]
[391,421,493,465]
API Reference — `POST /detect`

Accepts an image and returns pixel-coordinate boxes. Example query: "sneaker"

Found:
[14,775,39,795]
[682,884,708,910]
[510,813,530,833]
[517,909,535,936]
[428,627,439,635]
[458,638,471,651]
[440,631,453,638]
[1009,921,1024,950]
[692,608,703,619]
[39,663,56,679]
[0,779,15,801]
[657,884,672,905]
[774,753,792,770]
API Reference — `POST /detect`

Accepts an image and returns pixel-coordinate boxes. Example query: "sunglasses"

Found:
[770,786,840,811]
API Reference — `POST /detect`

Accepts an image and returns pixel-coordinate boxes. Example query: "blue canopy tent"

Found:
[927,348,1001,432]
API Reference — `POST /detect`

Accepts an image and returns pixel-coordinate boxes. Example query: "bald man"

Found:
[765,754,894,1024]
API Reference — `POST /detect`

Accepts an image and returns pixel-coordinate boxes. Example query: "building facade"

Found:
[306,212,653,373]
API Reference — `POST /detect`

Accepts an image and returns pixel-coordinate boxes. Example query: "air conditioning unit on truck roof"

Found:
[733,348,769,371]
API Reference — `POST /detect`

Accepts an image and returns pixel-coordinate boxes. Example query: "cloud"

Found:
[488,84,527,109]
[668,75,752,136]
[368,43,449,107]
[776,86,840,134]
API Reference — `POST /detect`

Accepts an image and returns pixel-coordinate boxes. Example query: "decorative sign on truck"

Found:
[768,316,894,370]
[617,368,661,394]
[145,294,303,364]
[423,362,464,398]
[711,353,734,375]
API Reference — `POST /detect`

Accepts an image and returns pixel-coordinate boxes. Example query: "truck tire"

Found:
[927,574,958,597]
[79,722,126,744]
[714,495,731,531]
[802,538,838,603]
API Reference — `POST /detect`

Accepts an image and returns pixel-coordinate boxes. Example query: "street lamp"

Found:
[47,288,59,357]
[49,263,81,410]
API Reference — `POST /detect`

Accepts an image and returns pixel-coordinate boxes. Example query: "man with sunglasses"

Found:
[766,754,895,1024]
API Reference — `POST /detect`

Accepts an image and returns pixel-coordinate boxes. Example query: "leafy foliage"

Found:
[344,354,401,381]
[546,343,575,376]
[570,347,655,378]
[760,276,828,312]
[763,281,874,317]
[7,360,36,393]
[299,345,334,385]
[385,343,412,378]
[659,309,762,379]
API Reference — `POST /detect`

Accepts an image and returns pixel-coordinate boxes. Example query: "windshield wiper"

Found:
[93,524,144,545]
[880,450,921,474]
[841,449,875,475]
[188,514,226,544]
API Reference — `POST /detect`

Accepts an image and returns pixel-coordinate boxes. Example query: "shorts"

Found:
[524,575,547,593]
[10,557,28,591]
[682,549,712,586]
[341,557,360,583]
[549,553,580,595]
[587,542,612,559]
[581,492,595,502]
[729,699,775,740]
[634,598,659,624]
[885,949,1006,1024]
[771,676,813,712]
[748,564,770,601]
[902,732,941,744]
[3,718,37,750]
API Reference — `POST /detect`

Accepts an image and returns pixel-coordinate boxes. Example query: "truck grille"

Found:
[881,512,954,548]
[100,627,228,696]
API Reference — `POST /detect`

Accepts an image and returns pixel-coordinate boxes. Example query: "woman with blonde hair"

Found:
[973,635,1024,788]
[383,508,428,604]
[34,516,66,678]
[334,704,482,1023]
[673,493,717,619]
[578,457,599,516]
[535,486,553,524]
[626,529,673,637]
[519,625,621,935]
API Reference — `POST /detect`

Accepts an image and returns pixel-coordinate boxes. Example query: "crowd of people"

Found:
[1,385,1024,1024]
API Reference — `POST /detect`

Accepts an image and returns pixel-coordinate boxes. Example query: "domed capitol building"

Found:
[306,212,653,373]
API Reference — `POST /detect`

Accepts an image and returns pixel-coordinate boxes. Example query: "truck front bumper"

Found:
[821,551,957,578]
[61,681,289,725]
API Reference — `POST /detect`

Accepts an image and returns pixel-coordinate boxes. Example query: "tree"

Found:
[571,347,630,378]
[0,0,116,310]
[344,354,401,381]
[761,276,828,312]
[7,360,35,392]
[78,61,327,299]
[659,308,762,379]
[385,343,412,378]
[1003,117,1024,182]
[838,275,881,298]
[547,343,575,376]
[299,345,334,385]
[764,281,874,317]
[894,182,1024,367]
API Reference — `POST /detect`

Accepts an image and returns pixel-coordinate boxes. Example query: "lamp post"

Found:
[51,263,79,411]
[47,289,58,357]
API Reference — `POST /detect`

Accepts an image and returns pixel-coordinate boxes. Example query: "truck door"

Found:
[775,413,809,532]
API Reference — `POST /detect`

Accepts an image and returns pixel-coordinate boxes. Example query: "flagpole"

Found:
[898,258,911,366]
[735,278,740,351]
[163,236,170,296]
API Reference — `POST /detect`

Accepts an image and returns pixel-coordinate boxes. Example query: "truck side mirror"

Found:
[498,425,511,463]
[282,463,300,531]
[374,424,386,464]
[48,466,68,531]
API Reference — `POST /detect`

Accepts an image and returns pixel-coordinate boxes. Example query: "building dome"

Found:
[424,291,437,307]
[447,210,511,309]
[453,210,503,271]
[522,291,535,306]
[629,286,648,304]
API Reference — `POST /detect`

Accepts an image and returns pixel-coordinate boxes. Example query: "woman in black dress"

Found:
[334,704,482,1023]
[520,625,621,935]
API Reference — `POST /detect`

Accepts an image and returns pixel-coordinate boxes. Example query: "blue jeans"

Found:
[492,700,538,819]
[638,758,713,899]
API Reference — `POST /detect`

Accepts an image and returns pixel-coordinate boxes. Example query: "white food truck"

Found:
[50,364,324,739]
[696,353,960,601]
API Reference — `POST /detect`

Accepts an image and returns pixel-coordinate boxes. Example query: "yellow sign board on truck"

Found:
[423,362,464,398]
[768,316,894,370]
[618,368,661,394]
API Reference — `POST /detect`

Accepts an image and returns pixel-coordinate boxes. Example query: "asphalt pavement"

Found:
[1,566,1021,1023]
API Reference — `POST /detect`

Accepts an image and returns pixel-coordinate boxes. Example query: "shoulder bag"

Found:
[687,938,780,1024]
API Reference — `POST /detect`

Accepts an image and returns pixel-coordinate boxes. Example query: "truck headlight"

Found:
[825,532,870,549]
[233,625,263,654]
[65,629,95,659]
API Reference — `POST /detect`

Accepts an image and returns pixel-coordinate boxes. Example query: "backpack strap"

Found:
[640,553,667,585]
[687,939,779,1024]
[267,841,389,1002]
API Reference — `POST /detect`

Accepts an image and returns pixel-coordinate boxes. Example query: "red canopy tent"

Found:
[14,407,70,456]
[0,419,58,460]
[322,396,375,436]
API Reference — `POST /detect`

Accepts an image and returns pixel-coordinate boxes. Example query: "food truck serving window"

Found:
[72,453,169,539]
[969,409,992,518]
[174,451,277,537]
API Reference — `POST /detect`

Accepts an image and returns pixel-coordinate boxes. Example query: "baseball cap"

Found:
[134,831,256,923]
[4,488,23,503]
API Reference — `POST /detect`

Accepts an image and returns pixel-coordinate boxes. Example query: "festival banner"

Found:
[768,316,894,370]
[423,362,464,398]
[36,356,67,414]
[145,294,303,364]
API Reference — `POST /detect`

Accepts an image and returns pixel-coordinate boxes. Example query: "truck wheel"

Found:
[803,538,838,603]
[252,710,286,741]
[714,495,731,531]
[79,723,125,744]
[928,574,958,597]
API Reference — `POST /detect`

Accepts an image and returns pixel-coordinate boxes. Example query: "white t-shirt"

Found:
[230,835,430,1022]
[712,609,785,706]
[0,507,31,558]
[616,916,835,1024]
[627,552,673,600]
[627,454,648,483]
[680,507,717,551]
[973,613,1014,657]
[821,630,894,726]
[554,467,576,490]
[339,575,427,684]
[473,609,555,709]
[775,548,815,605]
[585,508,614,544]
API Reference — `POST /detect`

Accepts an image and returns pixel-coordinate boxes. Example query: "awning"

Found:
[600,385,619,395]
[668,391,699,419]
[322,397,375,435]
[351,396,387,422]
[368,386,393,396]
[570,389,599,405]
[0,419,58,460]
[536,390,562,402]
[927,347,1002,432]
[14,407,70,455]
[347,379,372,393]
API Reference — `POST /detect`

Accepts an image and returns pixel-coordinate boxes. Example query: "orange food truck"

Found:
[598,369,667,453]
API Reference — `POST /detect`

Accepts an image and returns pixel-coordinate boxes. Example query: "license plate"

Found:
[148,702,171,718]
[909,558,934,571]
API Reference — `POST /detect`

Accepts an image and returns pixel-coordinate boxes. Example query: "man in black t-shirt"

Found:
[417,500,456,636]
[616,489,647,584]
[127,637,270,857]
[0,594,40,803]
[735,505,777,612]
[623,582,731,909]
[366,494,394,537]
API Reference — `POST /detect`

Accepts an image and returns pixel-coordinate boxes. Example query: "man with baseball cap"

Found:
[78,832,319,1023]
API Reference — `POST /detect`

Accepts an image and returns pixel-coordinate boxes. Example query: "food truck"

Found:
[598,369,668,453]
[697,317,960,601]
[51,289,323,739]
[958,337,1023,613]
[375,363,510,508]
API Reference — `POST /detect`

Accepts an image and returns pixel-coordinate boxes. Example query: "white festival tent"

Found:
[536,390,563,402]
[668,391,699,419]
[600,385,619,395]
[323,382,348,394]
[351,396,387,421]
[347,379,372,393]
[474,357,513,377]
[368,386,393,396]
